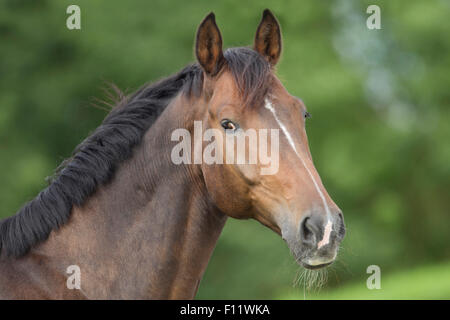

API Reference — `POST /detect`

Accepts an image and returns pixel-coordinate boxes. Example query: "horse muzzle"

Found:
[284,210,346,269]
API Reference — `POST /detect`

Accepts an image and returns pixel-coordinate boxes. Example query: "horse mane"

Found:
[0,47,271,257]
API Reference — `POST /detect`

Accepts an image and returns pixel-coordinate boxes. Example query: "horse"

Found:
[0,10,345,299]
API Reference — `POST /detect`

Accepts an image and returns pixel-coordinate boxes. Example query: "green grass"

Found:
[279,261,450,299]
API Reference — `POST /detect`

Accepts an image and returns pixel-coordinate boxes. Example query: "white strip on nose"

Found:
[264,98,332,248]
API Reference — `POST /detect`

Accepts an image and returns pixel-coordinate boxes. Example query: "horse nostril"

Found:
[337,212,346,239]
[300,217,318,247]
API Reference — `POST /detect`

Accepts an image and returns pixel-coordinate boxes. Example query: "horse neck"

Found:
[30,94,227,299]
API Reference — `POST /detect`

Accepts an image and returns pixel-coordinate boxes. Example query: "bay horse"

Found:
[0,10,345,299]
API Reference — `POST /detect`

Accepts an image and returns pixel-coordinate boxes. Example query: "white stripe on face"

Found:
[264,98,332,248]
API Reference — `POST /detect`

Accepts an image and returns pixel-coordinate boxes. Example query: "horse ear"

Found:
[195,12,225,77]
[253,9,282,66]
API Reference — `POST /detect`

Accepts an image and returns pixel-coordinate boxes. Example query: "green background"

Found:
[0,0,449,299]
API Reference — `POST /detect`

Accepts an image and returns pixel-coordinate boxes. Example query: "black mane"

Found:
[0,47,271,257]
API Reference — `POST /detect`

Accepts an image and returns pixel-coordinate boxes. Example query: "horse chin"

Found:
[283,234,337,270]
[300,255,336,270]
[294,250,336,270]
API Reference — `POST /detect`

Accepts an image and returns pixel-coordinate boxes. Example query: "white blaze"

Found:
[264,98,332,248]
[317,219,332,249]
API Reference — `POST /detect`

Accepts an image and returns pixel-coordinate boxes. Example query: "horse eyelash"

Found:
[304,111,312,119]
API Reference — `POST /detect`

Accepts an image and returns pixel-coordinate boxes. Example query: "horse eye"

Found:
[221,119,238,132]
[304,111,311,119]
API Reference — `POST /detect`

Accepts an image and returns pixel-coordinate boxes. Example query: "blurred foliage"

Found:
[281,261,450,300]
[0,0,449,299]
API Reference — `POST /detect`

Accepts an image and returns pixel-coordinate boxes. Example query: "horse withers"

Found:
[0,10,345,299]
